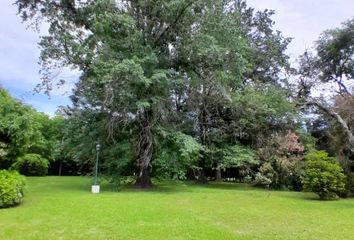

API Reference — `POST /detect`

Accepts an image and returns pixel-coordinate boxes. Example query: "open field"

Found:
[0,177,353,240]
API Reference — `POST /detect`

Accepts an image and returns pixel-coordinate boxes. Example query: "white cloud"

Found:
[25,99,62,117]
[247,0,354,59]
[247,0,354,98]
[0,1,41,87]
[0,1,77,115]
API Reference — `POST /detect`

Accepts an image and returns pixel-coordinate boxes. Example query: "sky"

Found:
[0,0,354,116]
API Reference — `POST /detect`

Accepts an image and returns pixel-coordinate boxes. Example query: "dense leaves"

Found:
[12,153,49,176]
[302,151,346,200]
[0,170,26,208]
[0,88,63,170]
[154,131,202,180]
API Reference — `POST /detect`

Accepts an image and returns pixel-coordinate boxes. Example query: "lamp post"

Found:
[91,143,101,193]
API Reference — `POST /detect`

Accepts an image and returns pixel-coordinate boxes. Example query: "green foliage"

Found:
[302,151,346,200]
[0,141,7,158]
[232,85,296,144]
[154,131,202,180]
[29,114,64,162]
[316,19,354,90]
[214,144,259,180]
[57,109,109,175]
[12,154,49,176]
[217,144,259,169]
[103,140,136,188]
[254,172,272,187]
[343,172,354,197]
[296,128,317,152]
[0,88,63,170]
[0,88,38,166]
[0,170,26,208]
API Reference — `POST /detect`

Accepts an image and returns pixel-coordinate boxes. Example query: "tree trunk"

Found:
[196,169,208,184]
[58,161,62,176]
[196,103,210,184]
[215,165,222,181]
[134,109,153,188]
[135,166,152,188]
[196,150,208,184]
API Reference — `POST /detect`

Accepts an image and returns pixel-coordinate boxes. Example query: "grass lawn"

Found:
[0,177,353,240]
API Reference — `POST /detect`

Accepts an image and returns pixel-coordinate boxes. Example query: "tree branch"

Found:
[305,100,354,151]
[153,0,194,46]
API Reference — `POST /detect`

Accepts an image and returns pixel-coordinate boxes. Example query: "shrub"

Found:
[0,170,26,208]
[243,175,252,183]
[257,132,305,190]
[254,172,272,187]
[12,153,49,176]
[302,150,346,200]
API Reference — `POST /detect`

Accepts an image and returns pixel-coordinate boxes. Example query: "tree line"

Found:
[1,0,353,199]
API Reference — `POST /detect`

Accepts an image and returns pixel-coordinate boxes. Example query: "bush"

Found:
[0,170,26,208]
[254,172,272,187]
[257,132,305,190]
[12,153,49,176]
[302,151,346,200]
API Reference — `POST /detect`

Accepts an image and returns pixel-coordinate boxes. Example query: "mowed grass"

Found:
[0,177,353,240]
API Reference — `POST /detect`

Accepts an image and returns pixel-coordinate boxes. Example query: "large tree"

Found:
[15,0,293,186]
[14,0,214,187]
[174,2,292,182]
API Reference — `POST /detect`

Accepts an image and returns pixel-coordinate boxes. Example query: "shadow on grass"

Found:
[26,176,265,199]
[99,180,256,194]
[100,181,190,194]
[271,189,354,203]
[29,176,189,194]
[195,182,254,191]
[34,177,328,200]
[282,193,354,203]
[28,176,93,193]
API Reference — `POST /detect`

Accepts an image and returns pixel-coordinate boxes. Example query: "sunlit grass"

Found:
[0,177,353,240]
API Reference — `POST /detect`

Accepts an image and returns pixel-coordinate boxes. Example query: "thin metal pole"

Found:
[94,148,99,185]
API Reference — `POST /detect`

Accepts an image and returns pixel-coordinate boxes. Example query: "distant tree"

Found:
[297,20,354,196]
[0,88,61,170]
[296,18,354,152]
[0,88,41,168]
[173,1,293,183]
[315,19,354,94]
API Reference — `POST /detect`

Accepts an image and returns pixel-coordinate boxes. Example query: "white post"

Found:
[91,185,100,193]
